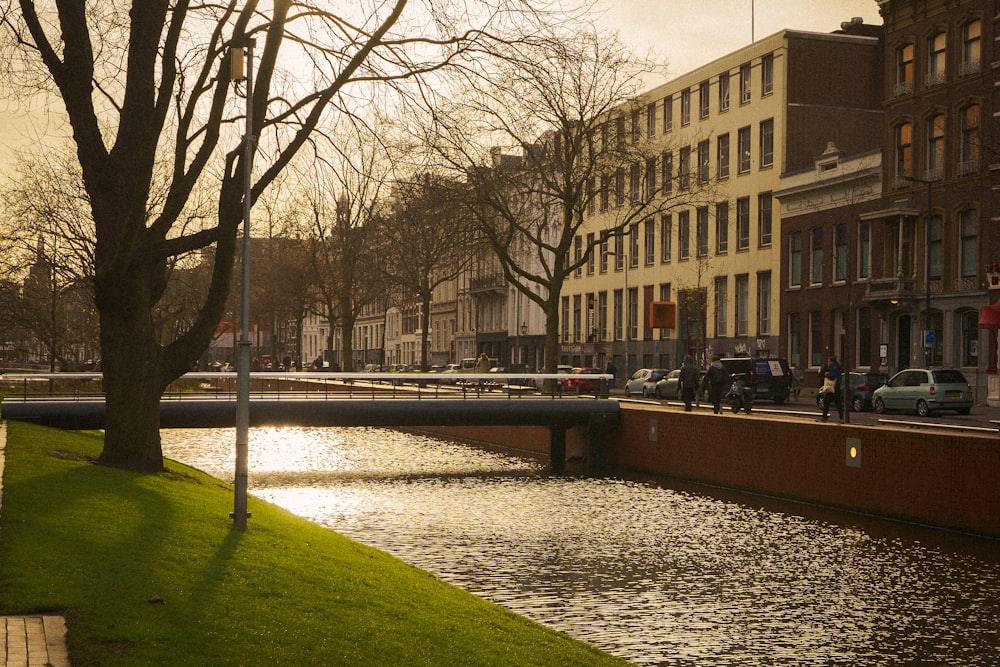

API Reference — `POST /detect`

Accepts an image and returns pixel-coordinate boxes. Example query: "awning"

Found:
[979,301,1000,329]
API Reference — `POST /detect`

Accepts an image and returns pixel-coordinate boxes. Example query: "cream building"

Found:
[562,23,882,377]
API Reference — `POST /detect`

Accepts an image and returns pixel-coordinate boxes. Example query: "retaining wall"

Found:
[422,406,1000,538]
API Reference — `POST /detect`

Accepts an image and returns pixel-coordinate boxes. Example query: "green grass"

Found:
[0,422,627,666]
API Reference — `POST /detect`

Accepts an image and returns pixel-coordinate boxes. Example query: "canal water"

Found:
[161,426,1000,666]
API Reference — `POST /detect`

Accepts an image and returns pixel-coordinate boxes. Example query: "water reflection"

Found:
[162,427,1000,666]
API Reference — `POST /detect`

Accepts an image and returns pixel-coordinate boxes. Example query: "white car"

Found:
[623,368,669,397]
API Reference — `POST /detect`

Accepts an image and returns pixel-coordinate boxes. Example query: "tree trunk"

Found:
[95,283,165,472]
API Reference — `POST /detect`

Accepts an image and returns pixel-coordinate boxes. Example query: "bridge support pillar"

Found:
[586,412,618,474]
[549,425,566,474]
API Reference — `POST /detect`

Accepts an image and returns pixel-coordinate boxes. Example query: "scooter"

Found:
[727,374,754,414]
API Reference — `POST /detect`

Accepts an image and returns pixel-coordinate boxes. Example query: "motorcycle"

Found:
[727,374,754,414]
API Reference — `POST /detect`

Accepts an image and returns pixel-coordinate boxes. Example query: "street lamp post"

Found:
[230,36,256,529]
[902,175,934,369]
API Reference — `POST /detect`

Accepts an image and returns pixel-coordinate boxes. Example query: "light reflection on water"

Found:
[162,426,1000,666]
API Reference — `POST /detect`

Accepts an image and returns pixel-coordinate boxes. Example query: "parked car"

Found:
[814,371,887,412]
[560,367,604,393]
[624,368,669,397]
[717,356,791,404]
[872,368,973,416]
[654,369,681,399]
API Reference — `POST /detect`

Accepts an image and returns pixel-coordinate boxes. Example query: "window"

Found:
[644,219,655,265]
[644,157,657,199]
[586,232,595,274]
[738,126,751,173]
[629,162,641,202]
[757,271,771,335]
[927,32,946,87]
[574,235,583,277]
[960,210,977,279]
[613,290,622,340]
[788,312,801,366]
[857,307,872,366]
[679,146,691,189]
[696,207,709,258]
[660,214,672,263]
[736,197,750,250]
[761,53,774,95]
[616,115,626,148]
[759,118,774,167]
[809,311,823,367]
[789,231,802,286]
[629,223,639,268]
[647,102,657,138]
[628,287,638,341]
[681,89,691,125]
[600,233,609,272]
[961,19,981,75]
[735,275,749,336]
[631,109,640,144]
[739,62,751,103]
[895,43,914,95]
[572,295,581,342]
[598,291,608,341]
[835,223,847,282]
[678,210,690,260]
[615,168,625,207]
[926,114,944,180]
[663,95,673,131]
[697,139,710,183]
[614,232,625,270]
[895,122,913,181]
[699,81,710,118]
[661,151,673,194]
[719,72,730,111]
[961,310,979,366]
[960,103,980,174]
[758,192,772,246]
[928,214,942,280]
[600,122,609,153]
[586,177,595,215]
[810,227,823,284]
[717,133,730,178]
[600,174,609,211]
[561,296,570,342]
[858,221,870,280]
[714,277,728,337]
[715,202,729,254]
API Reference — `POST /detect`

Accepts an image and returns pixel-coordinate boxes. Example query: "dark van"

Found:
[718,356,791,404]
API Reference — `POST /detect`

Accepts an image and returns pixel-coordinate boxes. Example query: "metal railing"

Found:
[0,372,616,402]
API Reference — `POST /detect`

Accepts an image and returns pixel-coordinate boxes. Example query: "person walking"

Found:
[474,352,491,390]
[700,355,728,414]
[679,355,700,412]
[819,356,844,422]
[791,363,804,399]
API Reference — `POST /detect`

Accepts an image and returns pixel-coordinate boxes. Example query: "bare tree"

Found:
[0,0,563,471]
[424,29,697,374]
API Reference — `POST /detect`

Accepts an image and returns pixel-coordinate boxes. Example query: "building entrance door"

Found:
[897,315,911,371]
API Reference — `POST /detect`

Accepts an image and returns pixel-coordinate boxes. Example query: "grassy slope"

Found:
[0,422,627,667]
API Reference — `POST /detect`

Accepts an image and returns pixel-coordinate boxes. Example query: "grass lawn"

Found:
[0,422,628,666]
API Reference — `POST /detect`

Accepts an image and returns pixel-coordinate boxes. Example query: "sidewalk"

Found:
[0,422,71,666]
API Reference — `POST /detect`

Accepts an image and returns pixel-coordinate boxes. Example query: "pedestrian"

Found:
[605,360,617,388]
[819,355,843,422]
[700,354,728,414]
[679,355,700,412]
[791,363,804,399]
[475,352,491,389]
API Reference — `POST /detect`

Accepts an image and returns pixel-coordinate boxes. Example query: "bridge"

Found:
[0,372,620,472]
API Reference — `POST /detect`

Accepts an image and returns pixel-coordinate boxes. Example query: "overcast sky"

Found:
[590,0,882,83]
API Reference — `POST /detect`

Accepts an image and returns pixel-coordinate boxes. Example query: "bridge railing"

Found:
[0,372,616,401]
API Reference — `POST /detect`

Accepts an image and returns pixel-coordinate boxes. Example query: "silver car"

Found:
[872,368,973,417]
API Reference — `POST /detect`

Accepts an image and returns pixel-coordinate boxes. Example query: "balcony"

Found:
[862,276,918,305]
[959,59,981,77]
[468,273,507,293]
[893,80,913,97]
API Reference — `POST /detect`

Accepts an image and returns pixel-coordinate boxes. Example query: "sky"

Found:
[0,1,883,169]
[590,0,882,84]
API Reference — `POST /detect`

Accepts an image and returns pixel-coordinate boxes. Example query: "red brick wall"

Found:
[611,406,1000,538]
